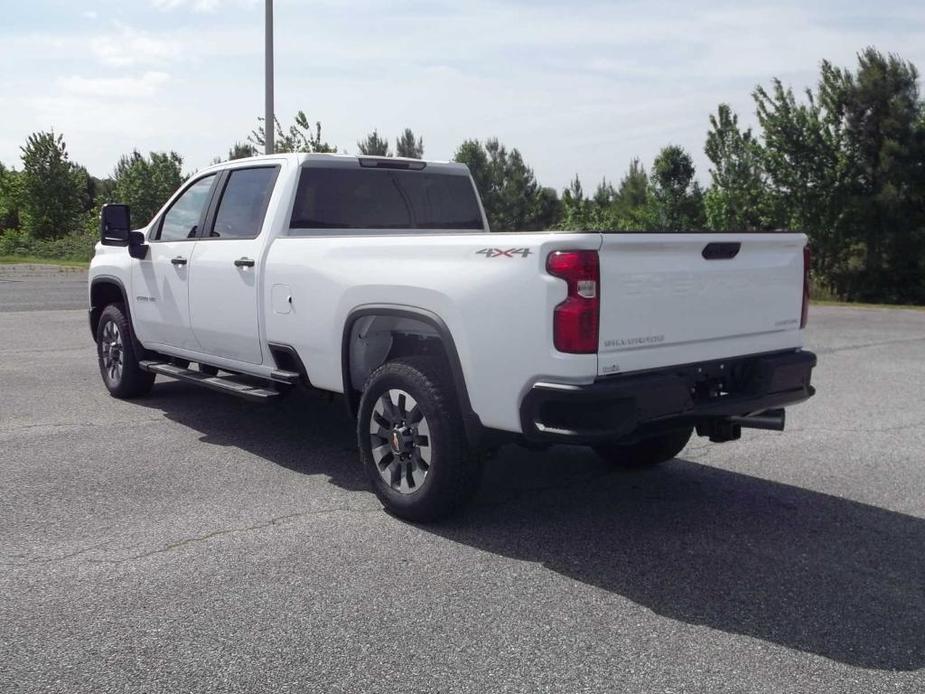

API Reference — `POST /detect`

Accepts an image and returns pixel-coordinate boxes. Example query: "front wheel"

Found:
[357,357,481,522]
[96,303,155,399]
[593,427,693,468]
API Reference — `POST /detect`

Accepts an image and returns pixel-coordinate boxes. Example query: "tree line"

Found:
[1,47,923,303]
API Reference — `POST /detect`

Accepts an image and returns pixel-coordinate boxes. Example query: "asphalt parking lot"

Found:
[1,265,924,693]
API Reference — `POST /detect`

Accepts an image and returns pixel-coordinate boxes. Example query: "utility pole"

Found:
[264,0,274,155]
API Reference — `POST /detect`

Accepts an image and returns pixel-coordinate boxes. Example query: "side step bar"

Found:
[270,369,300,385]
[139,361,280,402]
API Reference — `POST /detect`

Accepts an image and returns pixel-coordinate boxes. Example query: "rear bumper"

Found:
[520,349,816,444]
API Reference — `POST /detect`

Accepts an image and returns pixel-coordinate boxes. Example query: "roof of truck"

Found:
[200,152,469,175]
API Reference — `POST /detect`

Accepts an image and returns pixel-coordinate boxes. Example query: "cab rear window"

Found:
[289,167,484,232]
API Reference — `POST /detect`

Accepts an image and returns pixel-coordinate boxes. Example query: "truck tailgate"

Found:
[596,233,807,377]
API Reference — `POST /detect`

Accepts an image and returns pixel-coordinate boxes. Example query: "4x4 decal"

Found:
[476,248,532,258]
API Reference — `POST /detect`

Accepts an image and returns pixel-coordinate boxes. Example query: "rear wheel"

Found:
[96,303,155,399]
[593,427,693,468]
[357,357,481,522]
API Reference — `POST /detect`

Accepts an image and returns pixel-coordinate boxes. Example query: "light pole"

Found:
[265,0,274,155]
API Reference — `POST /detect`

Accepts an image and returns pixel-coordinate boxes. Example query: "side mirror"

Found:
[100,204,131,246]
[128,231,148,260]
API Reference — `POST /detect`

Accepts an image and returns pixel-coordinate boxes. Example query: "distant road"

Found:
[0,264,88,312]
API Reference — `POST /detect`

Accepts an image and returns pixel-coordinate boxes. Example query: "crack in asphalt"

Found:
[790,421,925,434]
[815,335,925,355]
[0,539,114,566]
[0,418,167,436]
[1,507,379,567]
[0,347,88,355]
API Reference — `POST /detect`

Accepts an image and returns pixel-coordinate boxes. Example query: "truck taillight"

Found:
[801,245,811,329]
[547,250,599,354]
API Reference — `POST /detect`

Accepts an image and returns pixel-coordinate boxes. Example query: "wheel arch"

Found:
[89,276,147,360]
[341,305,483,446]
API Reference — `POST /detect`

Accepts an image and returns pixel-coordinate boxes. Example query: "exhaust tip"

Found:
[729,409,786,432]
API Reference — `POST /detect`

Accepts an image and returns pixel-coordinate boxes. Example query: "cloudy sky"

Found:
[2,0,924,190]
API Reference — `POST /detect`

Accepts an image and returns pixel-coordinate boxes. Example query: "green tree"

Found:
[704,104,778,231]
[0,163,21,232]
[558,175,588,228]
[534,186,561,230]
[72,164,98,215]
[91,176,116,206]
[650,145,706,230]
[754,78,849,282]
[357,129,391,156]
[453,138,560,231]
[558,161,656,232]
[823,49,925,300]
[395,128,424,159]
[752,48,925,301]
[112,151,185,226]
[228,142,257,160]
[562,175,584,207]
[593,178,615,208]
[249,111,336,154]
[615,158,649,210]
[18,131,84,239]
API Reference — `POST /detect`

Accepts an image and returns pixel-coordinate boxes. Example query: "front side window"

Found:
[157,175,216,241]
[289,168,484,232]
[209,167,279,239]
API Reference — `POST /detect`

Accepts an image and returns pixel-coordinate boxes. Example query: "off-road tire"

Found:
[96,303,155,399]
[357,356,481,522]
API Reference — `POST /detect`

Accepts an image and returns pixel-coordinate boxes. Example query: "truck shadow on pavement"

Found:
[139,384,925,672]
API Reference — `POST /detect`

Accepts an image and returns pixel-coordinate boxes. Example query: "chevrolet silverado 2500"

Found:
[89,153,816,520]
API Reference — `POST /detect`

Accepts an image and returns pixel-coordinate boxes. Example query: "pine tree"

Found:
[357,130,391,156]
[704,104,777,231]
[650,145,706,230]
[453,139,560,231]
[249,111,336,153]
[395,129,424,159]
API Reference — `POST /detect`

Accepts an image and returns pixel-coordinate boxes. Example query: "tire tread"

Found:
[96,303,155,399]
[358,356,481,521]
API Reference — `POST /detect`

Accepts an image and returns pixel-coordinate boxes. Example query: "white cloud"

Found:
[150,0,257,11]
[82,10,98,20]
[59,71,171,98]
[91,24,181,67]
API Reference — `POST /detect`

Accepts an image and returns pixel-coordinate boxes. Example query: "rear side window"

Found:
[289,168,484,232]
[209,167,279,239]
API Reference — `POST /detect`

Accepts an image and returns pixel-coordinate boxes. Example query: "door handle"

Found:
[171,256,188,266]
[234,257,256,268]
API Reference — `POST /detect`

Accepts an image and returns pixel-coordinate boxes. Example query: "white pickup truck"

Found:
[90,153,816,520]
